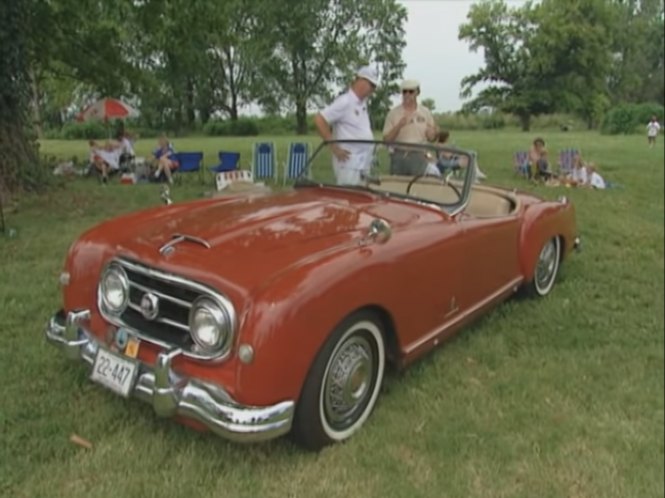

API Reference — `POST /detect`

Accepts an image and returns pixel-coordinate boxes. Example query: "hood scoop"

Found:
[159,233,211,255]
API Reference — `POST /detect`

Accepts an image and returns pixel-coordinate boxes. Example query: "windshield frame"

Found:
[294,139,477,216]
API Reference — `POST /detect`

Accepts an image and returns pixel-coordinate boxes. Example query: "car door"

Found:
[454,213,522,311]
[388,217,467,354]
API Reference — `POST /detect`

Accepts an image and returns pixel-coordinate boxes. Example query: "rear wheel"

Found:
[524,237,561,297]
[291,311,386,451]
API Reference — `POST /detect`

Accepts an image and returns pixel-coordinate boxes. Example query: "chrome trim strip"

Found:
[126,302,190,331]
[158,316,190,331]
[129,281,192,308]
[159,233,211,255]
[98,258,237,362]
[45,310,294,443]
[404,276,524,354]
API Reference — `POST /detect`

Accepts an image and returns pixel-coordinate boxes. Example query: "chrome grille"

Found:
[99,258,234,360]
[122,264,199,349]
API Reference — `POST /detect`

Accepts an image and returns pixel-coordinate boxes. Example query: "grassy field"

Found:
[1,130,663,498]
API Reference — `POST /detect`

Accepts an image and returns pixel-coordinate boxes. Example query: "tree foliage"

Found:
[458,0,550,131]
[609,0,664,104]
[459,0,664,130]
[421,98,436,112]
[252,0,407,133]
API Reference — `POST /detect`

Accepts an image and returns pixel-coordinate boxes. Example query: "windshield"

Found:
[295,139,476,214]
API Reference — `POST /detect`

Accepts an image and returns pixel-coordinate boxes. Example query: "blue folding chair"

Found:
[252,142,277,181]
[514,150,529,178]
[210,151,240,174]
[174,152,204,183]
[283,142,310,184]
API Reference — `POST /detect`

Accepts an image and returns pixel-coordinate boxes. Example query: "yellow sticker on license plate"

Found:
[124,337,140,359]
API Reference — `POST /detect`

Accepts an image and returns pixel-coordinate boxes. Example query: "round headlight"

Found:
[100,264,129,314]
[189,297,231,351]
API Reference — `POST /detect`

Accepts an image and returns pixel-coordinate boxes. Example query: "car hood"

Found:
[102,188,438,293]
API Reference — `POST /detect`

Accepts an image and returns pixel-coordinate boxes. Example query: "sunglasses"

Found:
[402,89,416,94]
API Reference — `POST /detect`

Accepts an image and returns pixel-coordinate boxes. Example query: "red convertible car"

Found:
[46,139,579,450]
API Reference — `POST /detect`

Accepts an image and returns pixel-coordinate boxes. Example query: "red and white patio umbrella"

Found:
[78,97,139,122]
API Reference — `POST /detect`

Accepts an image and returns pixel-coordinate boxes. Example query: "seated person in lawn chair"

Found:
[434,130,487,181]
[527,137,555,182]
[150,135,179,184]
[116,130,137,172]
[88,139,123,184]
[560,151,588,187]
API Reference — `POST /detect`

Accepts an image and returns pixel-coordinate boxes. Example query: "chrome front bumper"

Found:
[45,309,295,443]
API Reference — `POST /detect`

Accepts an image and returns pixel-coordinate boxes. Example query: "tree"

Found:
[253,0,407,134]
[459,0,553,131]
[354,0,408,130]
[193,0,263,122]
[0,0,38,193]
[421,98,436,112]
[529,0,616,129]
[2,0,138,192]
[609,0,664,105]
[459,0,619,130]
[131,0,213,131]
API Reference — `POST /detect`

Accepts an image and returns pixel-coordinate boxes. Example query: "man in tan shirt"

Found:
[383,79,438,175]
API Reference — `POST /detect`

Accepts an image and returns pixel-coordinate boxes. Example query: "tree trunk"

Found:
[0,0,41,193]
[0,122,38,194]
[199,105,211,125]
[519,113,531,131]
[29,67,43,139]
[295,98,307,135]
[185,80,196,126]
[230,93,238,121]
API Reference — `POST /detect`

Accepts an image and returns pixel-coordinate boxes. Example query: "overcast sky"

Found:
[397,0,527,112]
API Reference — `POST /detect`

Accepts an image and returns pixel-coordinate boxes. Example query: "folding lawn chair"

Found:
[514,150,529,178]
[174,151,204,183]
[210,151,240,174]
[252,142,277,181]
[283,142,310,184]
[558,148,579,177]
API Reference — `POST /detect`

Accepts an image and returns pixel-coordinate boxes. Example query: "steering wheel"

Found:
[406,173,462,203]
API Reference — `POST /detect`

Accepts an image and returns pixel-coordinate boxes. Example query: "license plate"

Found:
[91,348,139,398]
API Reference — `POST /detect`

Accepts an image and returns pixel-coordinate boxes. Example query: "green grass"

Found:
[1,131,663,498]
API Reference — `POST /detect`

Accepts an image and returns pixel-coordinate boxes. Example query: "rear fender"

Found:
[519,201,576,282]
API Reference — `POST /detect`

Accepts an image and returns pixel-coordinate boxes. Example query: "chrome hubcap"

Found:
[324,335,374,428]
[536,240,558,292]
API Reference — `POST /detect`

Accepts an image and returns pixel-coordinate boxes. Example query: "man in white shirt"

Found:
[647,115,661,148]
[314,66,379,185]
[382,79,438,175]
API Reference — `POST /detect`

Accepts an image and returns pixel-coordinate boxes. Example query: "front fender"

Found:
[519,200,577,282]
[231,241,396,407]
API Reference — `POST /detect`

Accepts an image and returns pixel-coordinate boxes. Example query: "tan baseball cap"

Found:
[401,79,420,90]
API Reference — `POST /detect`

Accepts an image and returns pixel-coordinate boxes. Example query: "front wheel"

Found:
[291,311,386,451]
[524,237,561,297]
